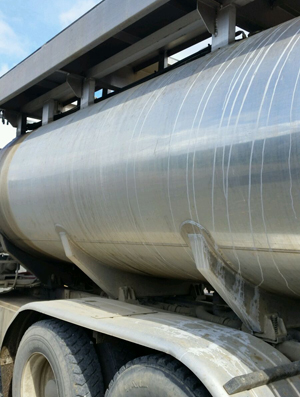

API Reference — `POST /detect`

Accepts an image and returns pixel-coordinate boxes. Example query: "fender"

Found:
[2,296,300,396]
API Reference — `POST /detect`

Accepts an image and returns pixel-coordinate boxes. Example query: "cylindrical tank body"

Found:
[1,18,300,298]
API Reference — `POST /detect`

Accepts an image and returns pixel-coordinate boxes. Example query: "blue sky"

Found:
[0,0,101,146]
[0,0,101,76]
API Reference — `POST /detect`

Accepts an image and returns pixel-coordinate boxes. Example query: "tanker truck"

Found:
[0,0,300,396]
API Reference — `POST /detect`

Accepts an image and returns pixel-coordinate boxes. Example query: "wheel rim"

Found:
[21,353,59,397]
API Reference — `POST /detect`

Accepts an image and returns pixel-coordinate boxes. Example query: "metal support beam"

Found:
[198,1,217,35]
[42,100,58,125]
[98,80,119,91]
[67,74,83,98]
[22,74,83,118]
[56,225,191,298]
[224,0,255,5]
[81,79,95,109]
[180,220,300,340]
[113,31,140,45]
[158,50,168,71]
[16,114,27,137]
[87,9,207,81]
[100,67,139,89]
[212,4,236,50]
[22,82,73,118]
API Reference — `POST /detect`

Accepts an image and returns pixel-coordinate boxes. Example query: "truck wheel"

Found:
[12,319,104,397]
[105,354,211,397]
[98,339,141,388]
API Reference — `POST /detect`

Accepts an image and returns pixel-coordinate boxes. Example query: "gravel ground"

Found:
[0,372,2,397]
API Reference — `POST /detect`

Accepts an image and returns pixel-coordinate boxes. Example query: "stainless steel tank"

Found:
[1,17,300,298]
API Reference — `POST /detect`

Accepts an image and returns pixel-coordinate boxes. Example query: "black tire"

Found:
[12,319,104,397]
[105,353,211,397]
[98,339,139,388]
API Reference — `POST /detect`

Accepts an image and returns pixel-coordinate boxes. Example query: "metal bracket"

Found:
[197,1,236,51]
[197,1,217,35]
[42,99,58,125]
[67,74,83,98]
[118,286,138,303]
[181,220,299,341]
[81,78,96,109]
[56,225,191,299]
[259,314,287,343]
[212,4,236,50]
[0,234,78,288]
[16,114,27,136]
[158,50,168,71]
